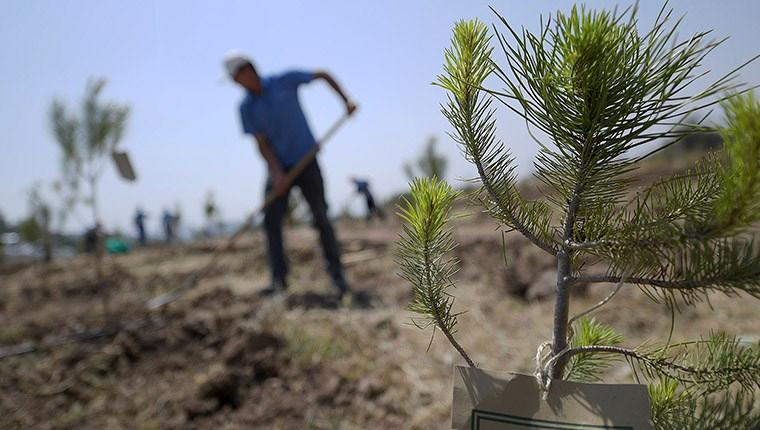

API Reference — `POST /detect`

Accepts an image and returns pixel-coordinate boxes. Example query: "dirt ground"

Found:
[1,193,759,429]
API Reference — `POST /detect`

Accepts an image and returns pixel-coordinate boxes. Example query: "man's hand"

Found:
[254,134,289,198]
[345,100,358,116]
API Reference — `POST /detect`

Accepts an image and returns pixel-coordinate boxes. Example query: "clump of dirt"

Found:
[184,330,286,421]
[221,331,282,376]
[285,290,376,310]
[185,365,242,419]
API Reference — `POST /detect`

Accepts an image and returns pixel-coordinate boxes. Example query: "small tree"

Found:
[204,190,220,236]
[51,78,129,315]
[404,135,448,180]
[18,217,41,245]
[50,179,79,234]
[398,6,759,428]
[21,185,53,262]
[17,182,80,264]
[51,79,129,230]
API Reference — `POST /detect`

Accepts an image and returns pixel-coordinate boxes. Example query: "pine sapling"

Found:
[397,5,760,428]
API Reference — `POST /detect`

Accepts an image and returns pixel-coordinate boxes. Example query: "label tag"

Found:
[452,366,652,429]
[111,150,137,181]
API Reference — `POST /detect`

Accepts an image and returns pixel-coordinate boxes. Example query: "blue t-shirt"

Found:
[239,70,316,168]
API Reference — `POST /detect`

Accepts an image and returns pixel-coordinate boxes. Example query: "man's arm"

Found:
[253,133,288,196]
[313,70,357,115]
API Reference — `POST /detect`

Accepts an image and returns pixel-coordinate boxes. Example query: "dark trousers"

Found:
[137,225,146,245]
[264,160,344,285]
[362,191,385,220]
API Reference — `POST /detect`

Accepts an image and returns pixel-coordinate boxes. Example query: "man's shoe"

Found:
[332,278,353,306]
[332,277,351,296]
[258,278,288,297]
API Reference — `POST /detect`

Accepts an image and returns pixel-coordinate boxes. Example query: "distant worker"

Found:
[83,223,100,253]
[223,51,356,298]
[350,176,385,221]
[162,209,174,244]
[134,208,147,245]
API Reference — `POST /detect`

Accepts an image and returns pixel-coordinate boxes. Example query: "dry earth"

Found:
[1,178,758,429]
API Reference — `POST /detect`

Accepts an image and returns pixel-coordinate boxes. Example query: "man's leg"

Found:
[263,178,291,287]
[294,160,348,293]
[365,193,376,221]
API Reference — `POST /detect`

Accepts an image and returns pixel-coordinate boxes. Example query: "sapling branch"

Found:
[396,178,475,367]
[442,326,476,368]
[547,342,760,389]
[477,163,559,256]
[436,19,559,257]
[575,274,760,294]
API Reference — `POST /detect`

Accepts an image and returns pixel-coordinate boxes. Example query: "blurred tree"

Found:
[399,8,760,429]
[404,136,448,180]
[204,191,220,236]
[18,217,41,245]
[24,185,53,262]
[50,78,129,232]
[50,179,78,232]
[50,78,129,315]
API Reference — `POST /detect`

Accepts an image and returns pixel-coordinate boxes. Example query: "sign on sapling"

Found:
[397,4,760,429]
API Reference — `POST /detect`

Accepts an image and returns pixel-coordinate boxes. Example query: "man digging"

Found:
[223,52,356,299]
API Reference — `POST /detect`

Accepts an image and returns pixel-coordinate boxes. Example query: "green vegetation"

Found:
[397,4,760,428]
[20,185,54,262]
[282,324,350,368]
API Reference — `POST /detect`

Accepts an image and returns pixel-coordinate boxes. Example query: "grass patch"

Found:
[281,324,351,368]
[0,325,27,345]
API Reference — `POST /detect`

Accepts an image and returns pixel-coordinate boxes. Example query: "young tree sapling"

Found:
[397,5,760,428]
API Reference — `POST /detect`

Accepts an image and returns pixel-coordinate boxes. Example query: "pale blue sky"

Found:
[2,1,759,233]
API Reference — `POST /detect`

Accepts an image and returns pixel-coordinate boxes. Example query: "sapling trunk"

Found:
[552,186,582,377]
[88,173,109,318]
[551,249,572,378]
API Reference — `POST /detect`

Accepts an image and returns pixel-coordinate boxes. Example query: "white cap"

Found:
[222,50,252,79]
